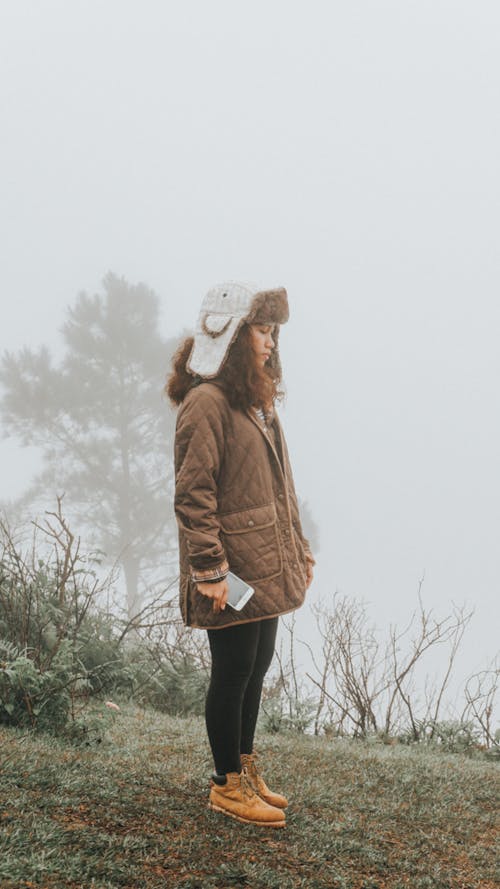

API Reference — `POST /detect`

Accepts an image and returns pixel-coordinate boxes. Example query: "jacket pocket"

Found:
[219,503,282,583]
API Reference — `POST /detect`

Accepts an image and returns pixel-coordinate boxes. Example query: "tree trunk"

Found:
[122,551,141,621]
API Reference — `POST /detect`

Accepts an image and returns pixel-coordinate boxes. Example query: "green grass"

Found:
[0,705,498,889]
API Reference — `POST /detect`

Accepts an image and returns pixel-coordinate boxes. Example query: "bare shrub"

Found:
[305,587,476,741]
[0,496,123,731]
[266,582,496,751]
[261,613,316,733]
[461,659,499,751]
[0,497,209,732]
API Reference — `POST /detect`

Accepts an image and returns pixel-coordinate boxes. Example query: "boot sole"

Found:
[208,802,285,828]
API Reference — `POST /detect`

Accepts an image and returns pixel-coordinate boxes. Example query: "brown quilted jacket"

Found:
[174,381,314,629]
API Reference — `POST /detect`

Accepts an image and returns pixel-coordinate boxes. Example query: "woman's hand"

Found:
[196,579,229,613]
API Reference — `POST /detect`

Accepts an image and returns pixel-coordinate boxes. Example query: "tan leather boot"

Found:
[208,768,285,827]
[240,751,289,809]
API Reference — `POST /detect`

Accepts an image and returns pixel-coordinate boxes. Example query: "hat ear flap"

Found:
[201,313,232,338]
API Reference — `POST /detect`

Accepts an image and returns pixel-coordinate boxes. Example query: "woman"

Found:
[167,282,314,828]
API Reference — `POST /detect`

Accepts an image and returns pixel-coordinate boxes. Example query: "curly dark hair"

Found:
[165,323,283,410]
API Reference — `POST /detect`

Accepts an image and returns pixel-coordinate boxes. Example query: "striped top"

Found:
[254,405,273,428]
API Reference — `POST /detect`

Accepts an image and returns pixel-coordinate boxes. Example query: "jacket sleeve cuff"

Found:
[191,559,229,584]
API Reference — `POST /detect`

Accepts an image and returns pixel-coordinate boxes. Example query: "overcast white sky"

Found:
[1,1,499,693]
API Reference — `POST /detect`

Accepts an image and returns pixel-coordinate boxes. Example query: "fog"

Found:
[1,2,499,695]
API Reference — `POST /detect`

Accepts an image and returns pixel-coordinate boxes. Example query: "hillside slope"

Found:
[0,706,498,889]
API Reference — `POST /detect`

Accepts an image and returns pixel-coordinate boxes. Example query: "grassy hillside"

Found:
[0,705,497,889]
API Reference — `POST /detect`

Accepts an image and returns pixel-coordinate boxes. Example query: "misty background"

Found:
[1,2,499,703]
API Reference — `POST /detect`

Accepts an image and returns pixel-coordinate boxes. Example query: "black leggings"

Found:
[205,617,279,775]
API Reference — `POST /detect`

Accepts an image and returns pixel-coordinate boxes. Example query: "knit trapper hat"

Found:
[187,281,289,379]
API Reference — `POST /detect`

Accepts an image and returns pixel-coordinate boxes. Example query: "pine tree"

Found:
[0,273,179,617]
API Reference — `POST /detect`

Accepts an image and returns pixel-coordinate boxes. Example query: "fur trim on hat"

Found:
[247,289,289,325]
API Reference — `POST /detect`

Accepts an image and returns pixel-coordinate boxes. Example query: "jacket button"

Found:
[248,520,255,527]
[278,493,284,499]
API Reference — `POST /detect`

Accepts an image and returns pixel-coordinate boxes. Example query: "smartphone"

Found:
[225,571,255,611]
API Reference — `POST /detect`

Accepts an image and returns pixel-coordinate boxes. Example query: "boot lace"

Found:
[240,767,258,800]
[251,752,261,777]
[241,752,261,782]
